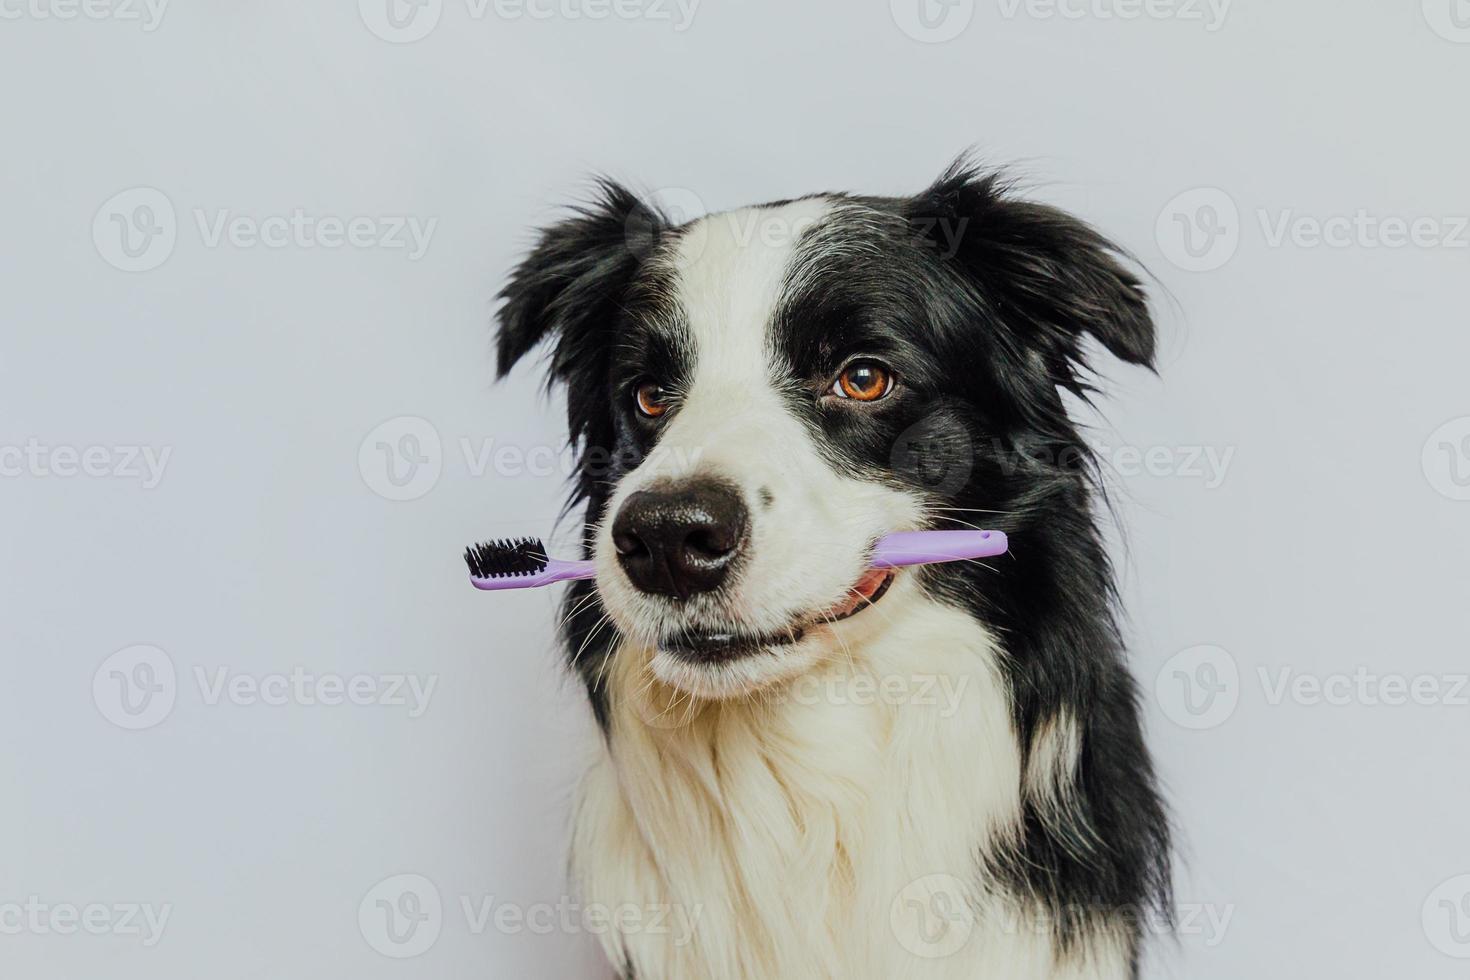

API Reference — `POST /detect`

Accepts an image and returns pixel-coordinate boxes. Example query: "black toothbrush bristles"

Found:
[464,537,549,578]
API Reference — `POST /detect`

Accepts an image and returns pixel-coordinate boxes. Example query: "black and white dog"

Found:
[495,161,1171,979]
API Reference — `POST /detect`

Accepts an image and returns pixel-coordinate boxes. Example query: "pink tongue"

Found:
[828,569,890,619]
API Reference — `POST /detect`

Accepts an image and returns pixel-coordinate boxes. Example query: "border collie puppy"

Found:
[495,161,1171,979]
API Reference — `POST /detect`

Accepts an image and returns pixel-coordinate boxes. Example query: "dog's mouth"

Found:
[659,568,897,664]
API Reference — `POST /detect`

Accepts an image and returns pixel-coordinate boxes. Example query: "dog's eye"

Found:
[831,360,894,402]
[633,381,671,419]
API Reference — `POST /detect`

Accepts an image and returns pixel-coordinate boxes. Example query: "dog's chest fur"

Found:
[572,587,1128,980]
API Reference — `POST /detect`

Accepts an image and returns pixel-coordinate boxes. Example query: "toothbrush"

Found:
[464,529,1008,591]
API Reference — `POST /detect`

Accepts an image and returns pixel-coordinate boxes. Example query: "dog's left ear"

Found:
[910,162,1155,380]
[496,181,663,506]
[495,179,662,383]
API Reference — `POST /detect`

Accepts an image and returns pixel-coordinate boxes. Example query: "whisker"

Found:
[569,612,614,673]
[556,588,604,633]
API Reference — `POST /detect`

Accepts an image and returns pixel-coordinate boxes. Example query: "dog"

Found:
[494,160,1172,979]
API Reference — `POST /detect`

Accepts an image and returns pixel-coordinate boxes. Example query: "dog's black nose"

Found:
[611,480,748,599]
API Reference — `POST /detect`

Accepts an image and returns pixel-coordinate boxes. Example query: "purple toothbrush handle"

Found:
[869,529,1008,569]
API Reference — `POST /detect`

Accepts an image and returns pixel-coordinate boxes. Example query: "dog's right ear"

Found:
[495,180,662,384]
[910,161,1156,394]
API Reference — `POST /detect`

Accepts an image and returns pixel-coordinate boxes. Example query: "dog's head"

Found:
[497,162,1154,703]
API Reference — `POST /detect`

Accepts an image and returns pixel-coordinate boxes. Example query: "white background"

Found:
[2,1,1468,977]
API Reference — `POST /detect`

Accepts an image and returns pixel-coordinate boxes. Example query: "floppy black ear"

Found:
[911,162,1155,381]
[496,182,662,503]
[496,180,662,382]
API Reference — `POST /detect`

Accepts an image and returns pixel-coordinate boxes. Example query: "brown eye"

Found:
[832,360,894,402]
[633,381,670,418]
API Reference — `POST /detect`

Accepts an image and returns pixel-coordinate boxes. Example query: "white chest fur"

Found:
[570,587,1128,980]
